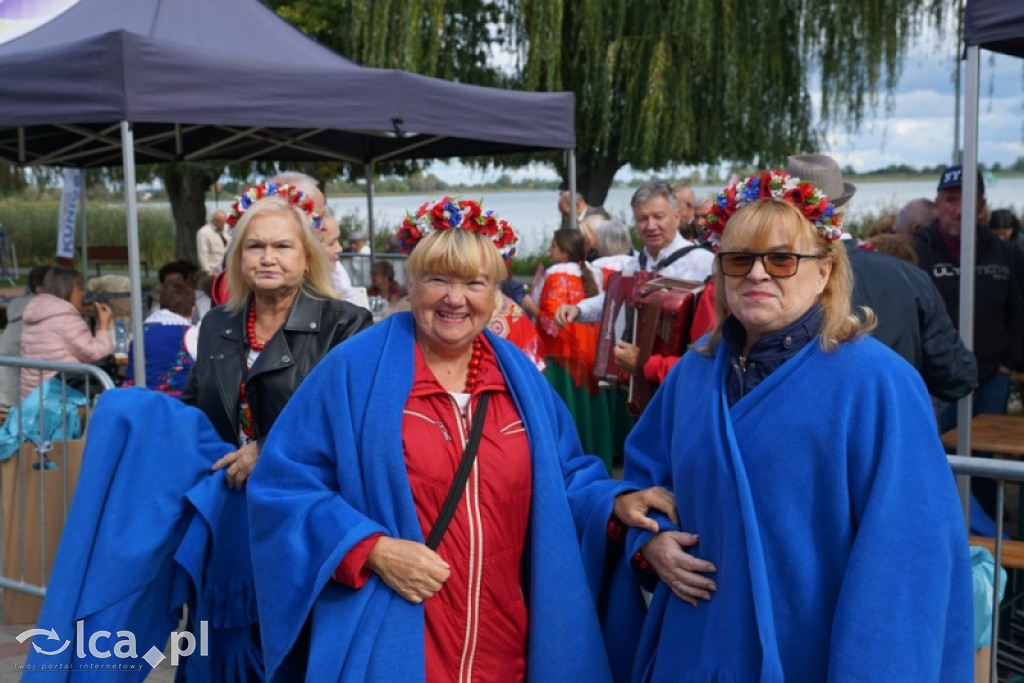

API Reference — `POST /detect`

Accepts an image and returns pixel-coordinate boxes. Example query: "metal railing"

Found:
[338,252,406,288]
[0,358,113,615]
[948,454,1024,682]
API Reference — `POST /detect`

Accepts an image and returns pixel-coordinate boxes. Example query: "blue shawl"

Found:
[624,336,973,682]
[248,313,644,682]
[23,388,257,681]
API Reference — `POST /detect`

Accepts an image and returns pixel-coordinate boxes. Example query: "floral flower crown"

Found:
[703,169,843,249]
[397,196,518,262]
[226,182,323,230]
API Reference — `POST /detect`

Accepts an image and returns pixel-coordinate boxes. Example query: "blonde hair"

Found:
[701,200,874,355]
[223,195,337,313]
[405,228,506,294]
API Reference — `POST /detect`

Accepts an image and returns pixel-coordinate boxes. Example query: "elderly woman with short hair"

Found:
[248,197,676,682]
[625,171,973,680]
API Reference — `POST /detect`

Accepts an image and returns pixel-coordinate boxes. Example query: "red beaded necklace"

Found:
[463,336,485,393]
[246,304,268,351]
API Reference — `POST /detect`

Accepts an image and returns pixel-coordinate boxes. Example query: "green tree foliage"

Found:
[504,0,946,203]
[268,0,503,86]
[157,164,220,264]
[0,166,27,197]
[267,0,945,206]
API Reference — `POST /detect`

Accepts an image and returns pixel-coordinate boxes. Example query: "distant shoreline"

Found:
[327,171,1024,198]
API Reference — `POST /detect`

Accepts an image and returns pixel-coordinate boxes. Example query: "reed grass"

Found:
[0,201,176,267]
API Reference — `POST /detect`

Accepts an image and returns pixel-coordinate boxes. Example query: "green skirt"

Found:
[543,359,619,473]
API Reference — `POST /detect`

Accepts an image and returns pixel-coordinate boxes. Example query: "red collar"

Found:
[410,335,506,397]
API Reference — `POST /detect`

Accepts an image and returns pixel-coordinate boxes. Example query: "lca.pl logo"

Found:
[16,620,209,670]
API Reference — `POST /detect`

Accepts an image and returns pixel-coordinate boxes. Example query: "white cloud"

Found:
[430,27,1024,182]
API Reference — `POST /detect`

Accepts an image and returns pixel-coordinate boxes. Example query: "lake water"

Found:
[198,177,1024,258]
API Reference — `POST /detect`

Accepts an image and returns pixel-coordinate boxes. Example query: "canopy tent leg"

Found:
[121,121,147,388]
[568,149,577,231]
[79,186,89,276]
[957,45,981,527]
[366,161,376,275]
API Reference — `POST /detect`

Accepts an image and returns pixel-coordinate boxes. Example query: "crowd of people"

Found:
[8,157,1008,680]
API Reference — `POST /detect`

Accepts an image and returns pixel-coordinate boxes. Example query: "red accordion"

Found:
[594,273,705,414]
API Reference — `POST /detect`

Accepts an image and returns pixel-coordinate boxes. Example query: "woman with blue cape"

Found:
[248,197,679,681]
[623,171,973,681]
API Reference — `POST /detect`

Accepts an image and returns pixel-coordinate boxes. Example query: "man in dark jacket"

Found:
[785,155,977,403]
[845,245,977,403]
[913,165,1024,514]
[914,166,1024,424]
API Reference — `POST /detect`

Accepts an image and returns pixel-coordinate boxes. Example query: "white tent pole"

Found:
[957,45,981,521]
[366,161,376,275]
[568,150,578,231]
[121,121,147,388]
[952,0,964,165]
[79,184,88,274]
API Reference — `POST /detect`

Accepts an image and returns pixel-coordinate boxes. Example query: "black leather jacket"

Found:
[846,243,978,402]
[180,291,372,446]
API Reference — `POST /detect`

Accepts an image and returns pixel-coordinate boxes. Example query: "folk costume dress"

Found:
[123,308,195,396]
[248,313,646,682]
[535,262,615,470]
[623,324,973,681]
[590,252,637,468]
[488,290,544,372]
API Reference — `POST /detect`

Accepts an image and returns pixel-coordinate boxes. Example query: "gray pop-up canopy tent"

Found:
[954,2,1024,458]
[0,0,575,384]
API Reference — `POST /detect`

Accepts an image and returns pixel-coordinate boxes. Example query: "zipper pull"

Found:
[436,420,452,441]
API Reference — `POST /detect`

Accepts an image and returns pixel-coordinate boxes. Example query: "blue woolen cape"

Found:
[248,313,644,682]
[624,335,974,682]
[23,388,257,681]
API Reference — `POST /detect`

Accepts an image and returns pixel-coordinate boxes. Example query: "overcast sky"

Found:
[824,41,1024,173]
[4,4,1021,182]
[434,28,1024,183]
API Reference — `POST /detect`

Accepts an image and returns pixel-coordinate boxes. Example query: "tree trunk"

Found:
[575,157,623,209]
[159,164,217,267]
[553,154,623,209]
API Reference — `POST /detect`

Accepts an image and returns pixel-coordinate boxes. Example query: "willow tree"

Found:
[269,0,946,205]
[504,0,947,203]
[269,0,502,86]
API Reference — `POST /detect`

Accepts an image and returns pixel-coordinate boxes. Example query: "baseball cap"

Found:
[937,165,985,195]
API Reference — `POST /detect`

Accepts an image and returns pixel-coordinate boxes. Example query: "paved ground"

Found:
[0,601,179,682]
[0,550,178,681]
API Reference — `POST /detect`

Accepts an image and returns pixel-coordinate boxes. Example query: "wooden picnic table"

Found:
[941,413,1024,457]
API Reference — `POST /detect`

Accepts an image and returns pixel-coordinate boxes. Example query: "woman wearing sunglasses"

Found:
[622,170,972,681]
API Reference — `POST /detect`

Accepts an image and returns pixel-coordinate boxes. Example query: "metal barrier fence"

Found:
[338,252,406,289]
[948,454,1024,682]
[0,357,113,621]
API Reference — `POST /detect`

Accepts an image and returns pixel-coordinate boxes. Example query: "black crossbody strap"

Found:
[647,241,704,270]
[425,392,490,550]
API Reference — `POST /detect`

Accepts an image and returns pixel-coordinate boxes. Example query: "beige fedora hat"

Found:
[784,154,857,207]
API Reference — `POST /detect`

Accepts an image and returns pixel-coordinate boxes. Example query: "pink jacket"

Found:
[19,293,113,398]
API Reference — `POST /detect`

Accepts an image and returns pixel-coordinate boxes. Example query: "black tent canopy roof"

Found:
[964,0,1024,58]
[0,0,575,167]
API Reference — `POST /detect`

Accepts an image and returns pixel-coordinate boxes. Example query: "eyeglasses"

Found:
[717,251,821,278]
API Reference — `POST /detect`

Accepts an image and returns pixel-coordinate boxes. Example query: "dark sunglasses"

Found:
[717,251,822,278]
